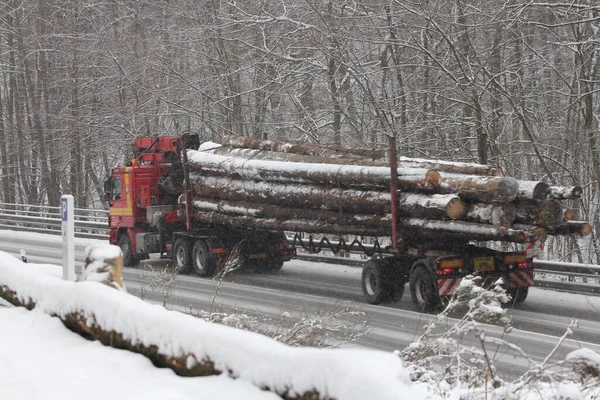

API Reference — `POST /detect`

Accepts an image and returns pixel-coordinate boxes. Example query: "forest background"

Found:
[0,0,598,261]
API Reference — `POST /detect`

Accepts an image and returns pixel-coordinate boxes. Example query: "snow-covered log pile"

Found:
[0,251,421,400]
[186,136,590,246]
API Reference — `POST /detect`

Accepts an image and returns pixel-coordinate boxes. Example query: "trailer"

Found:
[104,135,589,312]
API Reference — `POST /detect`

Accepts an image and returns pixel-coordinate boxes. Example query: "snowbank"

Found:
[0,251,425,400]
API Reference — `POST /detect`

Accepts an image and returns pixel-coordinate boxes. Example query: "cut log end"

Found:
[446,197,466,220]
[423,170,441,189]
[563,208,575,221]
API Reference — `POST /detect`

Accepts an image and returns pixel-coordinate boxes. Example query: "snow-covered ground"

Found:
[0,251,425,400]
[1,234,600,399]
[0,306,282,400]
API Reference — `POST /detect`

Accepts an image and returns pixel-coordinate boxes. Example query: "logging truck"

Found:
[104,135,590,312]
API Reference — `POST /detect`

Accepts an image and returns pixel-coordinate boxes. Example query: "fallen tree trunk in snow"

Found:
[0,254,411,400]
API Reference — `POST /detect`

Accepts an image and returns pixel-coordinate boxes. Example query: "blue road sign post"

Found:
[61,195,75,281]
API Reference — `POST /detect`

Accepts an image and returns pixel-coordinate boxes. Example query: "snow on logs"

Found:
[190,176,465,220]
[183,137,589,244]
[221,135,502,176]
[187,151,440,191]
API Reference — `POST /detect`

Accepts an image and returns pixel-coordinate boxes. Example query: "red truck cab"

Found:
[104,137,184,265]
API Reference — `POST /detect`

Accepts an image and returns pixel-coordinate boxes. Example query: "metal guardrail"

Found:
[0,203,597,295]
[0,202,109,239]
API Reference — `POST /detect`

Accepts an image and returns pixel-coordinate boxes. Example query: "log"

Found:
[190,175,465,219]
[548,185,582,200]
[188,150,440,191]
[214,145,501,176]
[396,156,501,177]
[546,221,592,236]
[192,198,393,229]
[514,199,564,230]
[398,193,465,220]
[190,210,545,244]
[563,208,576,221]
[400,218,546,244]
[191,174,393,214]
[438,173,519,203]
[463,202,516,226]
[517,180,550,200]
[221,135,387,160]
[220,136,502,176]
[190,210,392,236]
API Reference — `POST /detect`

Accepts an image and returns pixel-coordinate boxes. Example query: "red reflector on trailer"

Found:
[212,248,226,254]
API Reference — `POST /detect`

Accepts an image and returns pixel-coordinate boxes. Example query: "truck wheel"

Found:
[361,259,391,305]
[507,287,528,305]
[386,259,406,302]
[192,240,216,277]
[118,234,135,267]
[173,238,192,274]
[268,260,284,273]
[410,264,439,312]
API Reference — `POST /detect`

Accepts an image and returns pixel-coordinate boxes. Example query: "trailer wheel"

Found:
[173,238,192,274]
[362,259,391,304]
[269,260,284,273]
[410,264,439,312]
[192,240,216,277]
[118,234,135,267]
[507,287,529,305]
[254,259,284,274]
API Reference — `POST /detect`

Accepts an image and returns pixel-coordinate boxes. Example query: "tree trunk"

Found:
[438,173,519,203]
[214,143,501,176]
[463,202,516,226]
[514,199,564,230]
[188,151,440,191]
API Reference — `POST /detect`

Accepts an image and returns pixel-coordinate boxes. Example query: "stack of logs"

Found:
[185,136,590,247]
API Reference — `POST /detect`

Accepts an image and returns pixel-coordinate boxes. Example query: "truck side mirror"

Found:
[104,178,113,201]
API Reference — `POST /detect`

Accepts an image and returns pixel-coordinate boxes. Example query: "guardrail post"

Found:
[61,195,76,281]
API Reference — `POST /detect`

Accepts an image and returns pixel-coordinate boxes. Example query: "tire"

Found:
[361,259,391,305]
[253,259,284,274]
[268,259,284,273]
[507,287,528,305]
[386,259,407,302]
[192,239,216,277]
[389,279,405,302]
[409,264,439,312]
[173,238,192,274]
[118,234,135,267]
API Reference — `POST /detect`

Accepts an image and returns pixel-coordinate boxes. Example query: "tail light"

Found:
[517,261,532,268]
